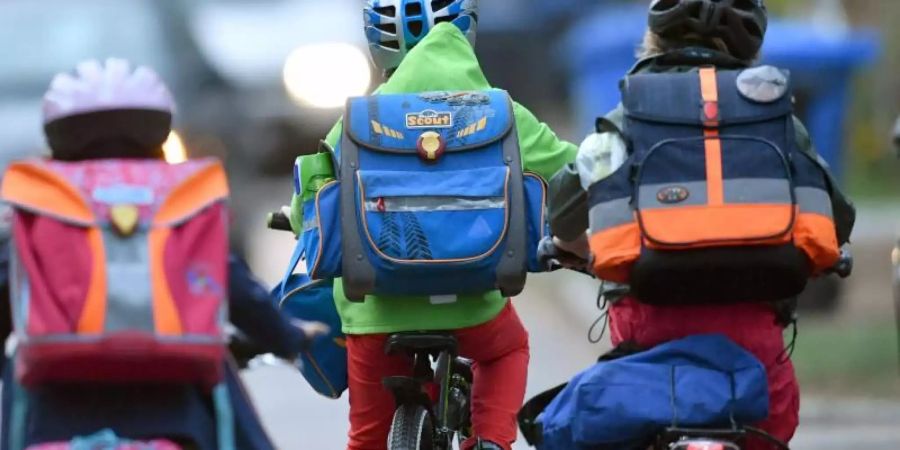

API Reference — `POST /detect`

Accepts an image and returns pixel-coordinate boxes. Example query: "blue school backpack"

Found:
[299,90,549,301]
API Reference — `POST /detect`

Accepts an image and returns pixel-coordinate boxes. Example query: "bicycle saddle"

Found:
[385,333,458,356]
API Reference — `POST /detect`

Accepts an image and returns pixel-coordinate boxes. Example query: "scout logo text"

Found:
[406,110,453,129]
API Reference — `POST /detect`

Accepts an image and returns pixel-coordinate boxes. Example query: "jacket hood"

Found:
[379,23,491,94]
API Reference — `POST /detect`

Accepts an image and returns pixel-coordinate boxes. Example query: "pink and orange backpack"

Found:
[1,158,229,387]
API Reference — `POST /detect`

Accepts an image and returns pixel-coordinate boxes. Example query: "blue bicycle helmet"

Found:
[364,0,478,73]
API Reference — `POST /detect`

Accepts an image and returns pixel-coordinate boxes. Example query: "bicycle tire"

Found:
[388,404,434,450]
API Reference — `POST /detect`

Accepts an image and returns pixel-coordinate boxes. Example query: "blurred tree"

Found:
[843,0,900,197]
[765,0,799,16]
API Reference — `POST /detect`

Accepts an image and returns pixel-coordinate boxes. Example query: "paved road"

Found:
[244,181,900,449]
[242,276,900,449]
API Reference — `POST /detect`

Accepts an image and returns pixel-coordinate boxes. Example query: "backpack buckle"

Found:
[702,100,720,128]
[699,67,720,128]
[110,204,139,236]
[417,131,446,163]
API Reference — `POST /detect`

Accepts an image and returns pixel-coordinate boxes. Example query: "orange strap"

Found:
[149,228,183,335]
[76,227,107,334]
[699,68,723,206]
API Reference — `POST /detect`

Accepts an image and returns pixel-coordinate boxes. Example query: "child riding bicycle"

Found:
[286,1,577,448]
[0,59,327,450]
[546,1,855,448]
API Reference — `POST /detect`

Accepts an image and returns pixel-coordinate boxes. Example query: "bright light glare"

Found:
[163,131,188,164]
[283,43,372,109]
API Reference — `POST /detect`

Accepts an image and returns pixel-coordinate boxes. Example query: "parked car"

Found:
[0,0,235,162]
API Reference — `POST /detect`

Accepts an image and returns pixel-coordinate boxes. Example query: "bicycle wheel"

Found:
[388,404,435,450]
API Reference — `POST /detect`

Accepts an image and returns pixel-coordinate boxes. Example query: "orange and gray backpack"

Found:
[587,66,841,305]
[1,158,229,387]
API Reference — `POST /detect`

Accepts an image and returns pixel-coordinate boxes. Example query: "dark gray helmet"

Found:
[648,0,768,61]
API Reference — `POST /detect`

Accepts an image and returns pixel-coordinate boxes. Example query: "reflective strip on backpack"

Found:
[637,181,709,209]
[723,179,792,204]
[636,179,793,211]
[363,196,505,213]
[103,229,155,333]
[795,185,839,271]
[589,198,634,232]
[796,186,833,218]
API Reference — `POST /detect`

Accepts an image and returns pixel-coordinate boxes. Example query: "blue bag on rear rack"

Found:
[318,90,549,301]
[272,242,347,399]
[536,334,770,450]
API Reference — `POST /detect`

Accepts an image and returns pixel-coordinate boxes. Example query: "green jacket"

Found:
[306,23,576,334]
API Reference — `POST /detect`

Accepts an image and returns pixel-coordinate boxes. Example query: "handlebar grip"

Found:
[537,237,563,271]
[267,210,293,232]
[832,249,853,279]
[537,236,592,275]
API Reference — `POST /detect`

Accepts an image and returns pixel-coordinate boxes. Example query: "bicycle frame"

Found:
[384,344,473,450]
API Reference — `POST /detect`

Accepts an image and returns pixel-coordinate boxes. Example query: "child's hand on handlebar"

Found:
[552,233,590,260]
[267,206,295,233]
[537,235,591,274]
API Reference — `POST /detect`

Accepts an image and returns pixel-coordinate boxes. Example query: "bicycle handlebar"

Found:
[538,236,854,280]
[536,237,592,276]
[267,209,293,232]
[828,248,853,279]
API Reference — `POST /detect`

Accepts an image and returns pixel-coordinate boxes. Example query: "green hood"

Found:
[379,22,491,94]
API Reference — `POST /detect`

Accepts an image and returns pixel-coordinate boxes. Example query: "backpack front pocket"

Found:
[305,181,342,279]
[356,167,510,263]
[636,135,796,249]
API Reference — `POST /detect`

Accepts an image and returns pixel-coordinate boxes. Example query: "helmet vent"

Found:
[434,13,459,25]
[733,0,760,12]
[685,1,703,16]
[431,0,454,10]
[375,23,398,35]
[742,17,763,37]
[651,0,680,12]
[373,5,397,17]
[405,2,423,16]
[719,9,731,26]
[380,39,401,50]
[408,20,424,37]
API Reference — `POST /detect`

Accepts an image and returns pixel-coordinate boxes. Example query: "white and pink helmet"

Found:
[42,58,177,160]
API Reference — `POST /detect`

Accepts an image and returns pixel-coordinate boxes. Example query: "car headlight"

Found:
[163,131,188,164]
[283,42,372,109]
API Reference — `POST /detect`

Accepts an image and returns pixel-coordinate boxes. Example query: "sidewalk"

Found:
[793,397,900,449]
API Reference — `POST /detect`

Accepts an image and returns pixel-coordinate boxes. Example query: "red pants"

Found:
[345,302,529,450]
[609,298,800,450]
